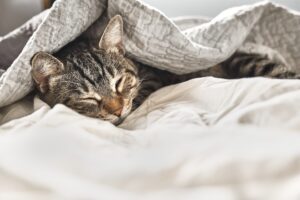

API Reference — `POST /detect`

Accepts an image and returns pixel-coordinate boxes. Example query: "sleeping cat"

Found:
[31,15,298,125]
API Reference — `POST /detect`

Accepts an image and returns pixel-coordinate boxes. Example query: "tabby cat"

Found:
[31,15,298,125]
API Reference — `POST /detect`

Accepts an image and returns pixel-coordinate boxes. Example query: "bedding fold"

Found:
[1,1,300,199]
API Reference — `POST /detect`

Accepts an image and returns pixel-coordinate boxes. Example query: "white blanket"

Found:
[1,77,300,199]
[1,0,300,199]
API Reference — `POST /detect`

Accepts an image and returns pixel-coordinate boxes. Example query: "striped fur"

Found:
[31,15,299,125]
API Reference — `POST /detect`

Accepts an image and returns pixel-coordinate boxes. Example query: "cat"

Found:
[31,15,298,125]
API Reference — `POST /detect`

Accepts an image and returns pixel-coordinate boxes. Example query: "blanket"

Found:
[1,0,300,199]
[1,0,300,107]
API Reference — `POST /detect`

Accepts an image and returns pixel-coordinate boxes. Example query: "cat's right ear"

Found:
[31,52,64,93]
[99,15,125,55]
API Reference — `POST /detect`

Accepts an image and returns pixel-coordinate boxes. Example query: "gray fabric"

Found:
[0,11,48,70]
[0,69,4,77]
[1,0,300,108]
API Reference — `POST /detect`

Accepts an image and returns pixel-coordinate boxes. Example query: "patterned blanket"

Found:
[1,0,300,108]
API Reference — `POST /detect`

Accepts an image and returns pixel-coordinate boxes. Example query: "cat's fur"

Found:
[31,15,298,125]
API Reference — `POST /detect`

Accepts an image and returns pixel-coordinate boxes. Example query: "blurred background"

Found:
[0,0,299,36]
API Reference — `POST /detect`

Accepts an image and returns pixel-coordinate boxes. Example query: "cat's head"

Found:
[31,15,140,124]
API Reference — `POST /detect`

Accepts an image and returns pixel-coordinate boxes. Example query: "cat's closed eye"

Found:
[115,77,125,94]
[115,75,137,94]
[81,97,102,105]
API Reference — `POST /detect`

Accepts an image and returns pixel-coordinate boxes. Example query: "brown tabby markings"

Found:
[31,15,299,125]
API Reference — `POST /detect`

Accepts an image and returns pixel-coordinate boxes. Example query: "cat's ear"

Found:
[99,15,124,55]
[31,52,64,93]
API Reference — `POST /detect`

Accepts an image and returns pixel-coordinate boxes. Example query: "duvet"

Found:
[1,0,300,199]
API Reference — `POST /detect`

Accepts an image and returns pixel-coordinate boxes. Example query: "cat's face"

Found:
[31,15,140,124]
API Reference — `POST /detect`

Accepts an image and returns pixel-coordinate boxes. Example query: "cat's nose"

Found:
[113,108,122,117]
[104,97,123,117]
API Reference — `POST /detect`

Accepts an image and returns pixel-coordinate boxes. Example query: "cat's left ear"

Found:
[99,15,125,55]
[31,52,64,93]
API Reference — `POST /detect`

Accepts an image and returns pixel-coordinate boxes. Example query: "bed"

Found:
[1,0,300,199]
